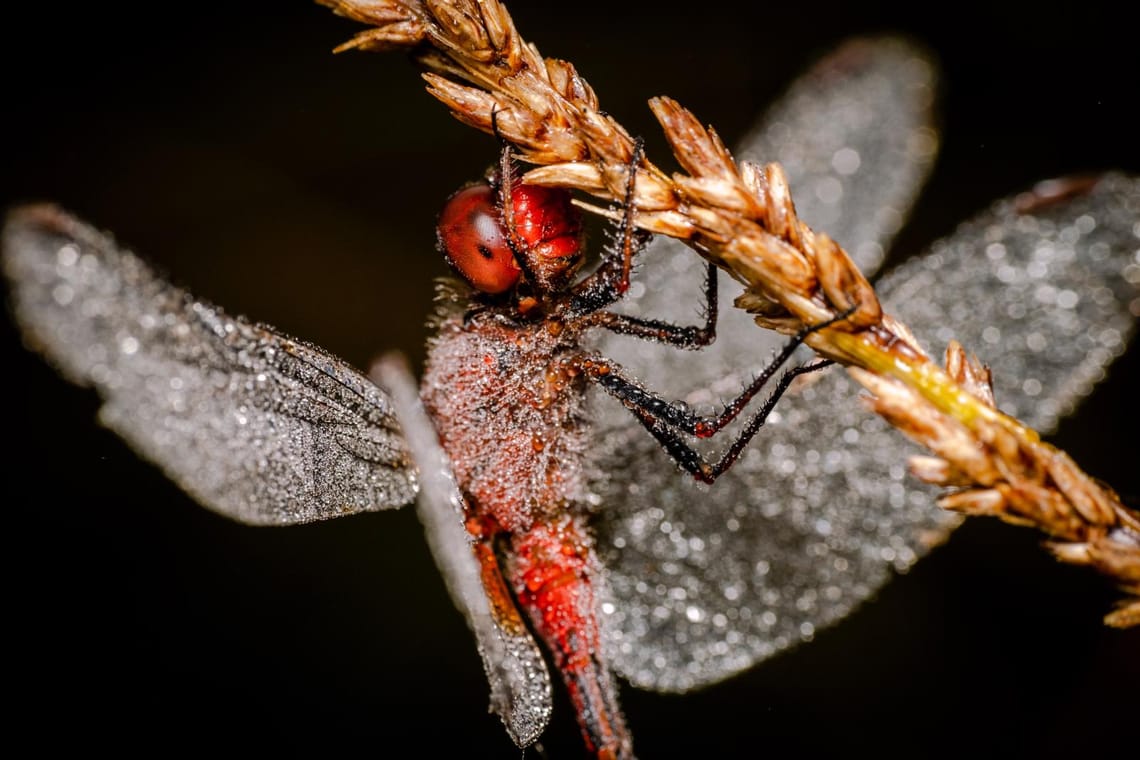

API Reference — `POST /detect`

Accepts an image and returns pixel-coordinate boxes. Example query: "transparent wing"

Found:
[599,36,941,456]
[738,35,940,275]
[592,174,1140,692]
[2,204,417,526]
[587,36,945,689]
[371,355,552,748]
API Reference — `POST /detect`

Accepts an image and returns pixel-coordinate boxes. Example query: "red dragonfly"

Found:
[4,27,1139,760]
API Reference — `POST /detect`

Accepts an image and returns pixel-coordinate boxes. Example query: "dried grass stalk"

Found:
[317,0,1140,625]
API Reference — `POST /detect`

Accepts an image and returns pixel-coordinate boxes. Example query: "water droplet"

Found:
[831,147,861,175]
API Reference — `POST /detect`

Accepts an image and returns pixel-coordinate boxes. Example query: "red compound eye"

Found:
[437,184,521,295]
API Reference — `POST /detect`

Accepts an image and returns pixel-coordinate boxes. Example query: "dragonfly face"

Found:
[4,3,1139,757]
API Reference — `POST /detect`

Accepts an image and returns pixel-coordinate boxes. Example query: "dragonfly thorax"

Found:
[421,310,589,534]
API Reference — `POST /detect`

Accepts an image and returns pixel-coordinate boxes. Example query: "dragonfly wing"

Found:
[875,174,1140,430]
[2,204,417,525]
[371,355,553,747]
[737,35,940,275]
[599,36,942,438]
[587,36,946,690]
[592,174,1139,692]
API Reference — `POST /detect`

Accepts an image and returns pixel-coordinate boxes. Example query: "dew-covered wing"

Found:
[2,204,417,525]
[591,174,1140,692]
[587,36,945,688]
[739,35,939,275]
[599,35,942,469]
[371,355,552,748]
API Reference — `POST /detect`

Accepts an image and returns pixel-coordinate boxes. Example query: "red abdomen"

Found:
[507,515,632,759]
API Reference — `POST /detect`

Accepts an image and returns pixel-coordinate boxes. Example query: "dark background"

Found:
[4,1,1138,757]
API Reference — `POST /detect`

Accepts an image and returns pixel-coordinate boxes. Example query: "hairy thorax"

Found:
[420,309,589,534]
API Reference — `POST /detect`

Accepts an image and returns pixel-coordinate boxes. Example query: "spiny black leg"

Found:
[579,261,718,349]
[583,307,853,437]
[567,138,646,315]
[490,109,540,287]
[630,360,832,484]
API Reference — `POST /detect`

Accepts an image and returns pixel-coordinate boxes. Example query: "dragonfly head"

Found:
[436,180,584,302]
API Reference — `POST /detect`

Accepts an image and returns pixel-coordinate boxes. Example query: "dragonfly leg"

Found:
[566,138,648,314]
[578,309,852,484]
[577,261,718,349]
[490,111,544,290]
[632,359,831,484]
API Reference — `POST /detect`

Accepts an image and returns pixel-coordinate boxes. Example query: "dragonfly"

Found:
[5,21,1139,760]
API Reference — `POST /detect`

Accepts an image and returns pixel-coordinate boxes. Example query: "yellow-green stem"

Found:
[827,329,1041,444]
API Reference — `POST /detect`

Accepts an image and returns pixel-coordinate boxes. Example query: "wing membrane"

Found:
[590,38,947,690]
[588,34,1137,692]
[738,36,939,274]
[3,204,417,525]
[600,36,941,436]
[594,174,1139,692]
[372,355,552,747]
[876,175,1140,430]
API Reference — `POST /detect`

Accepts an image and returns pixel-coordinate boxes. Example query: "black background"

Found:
[4,1,1138,757]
